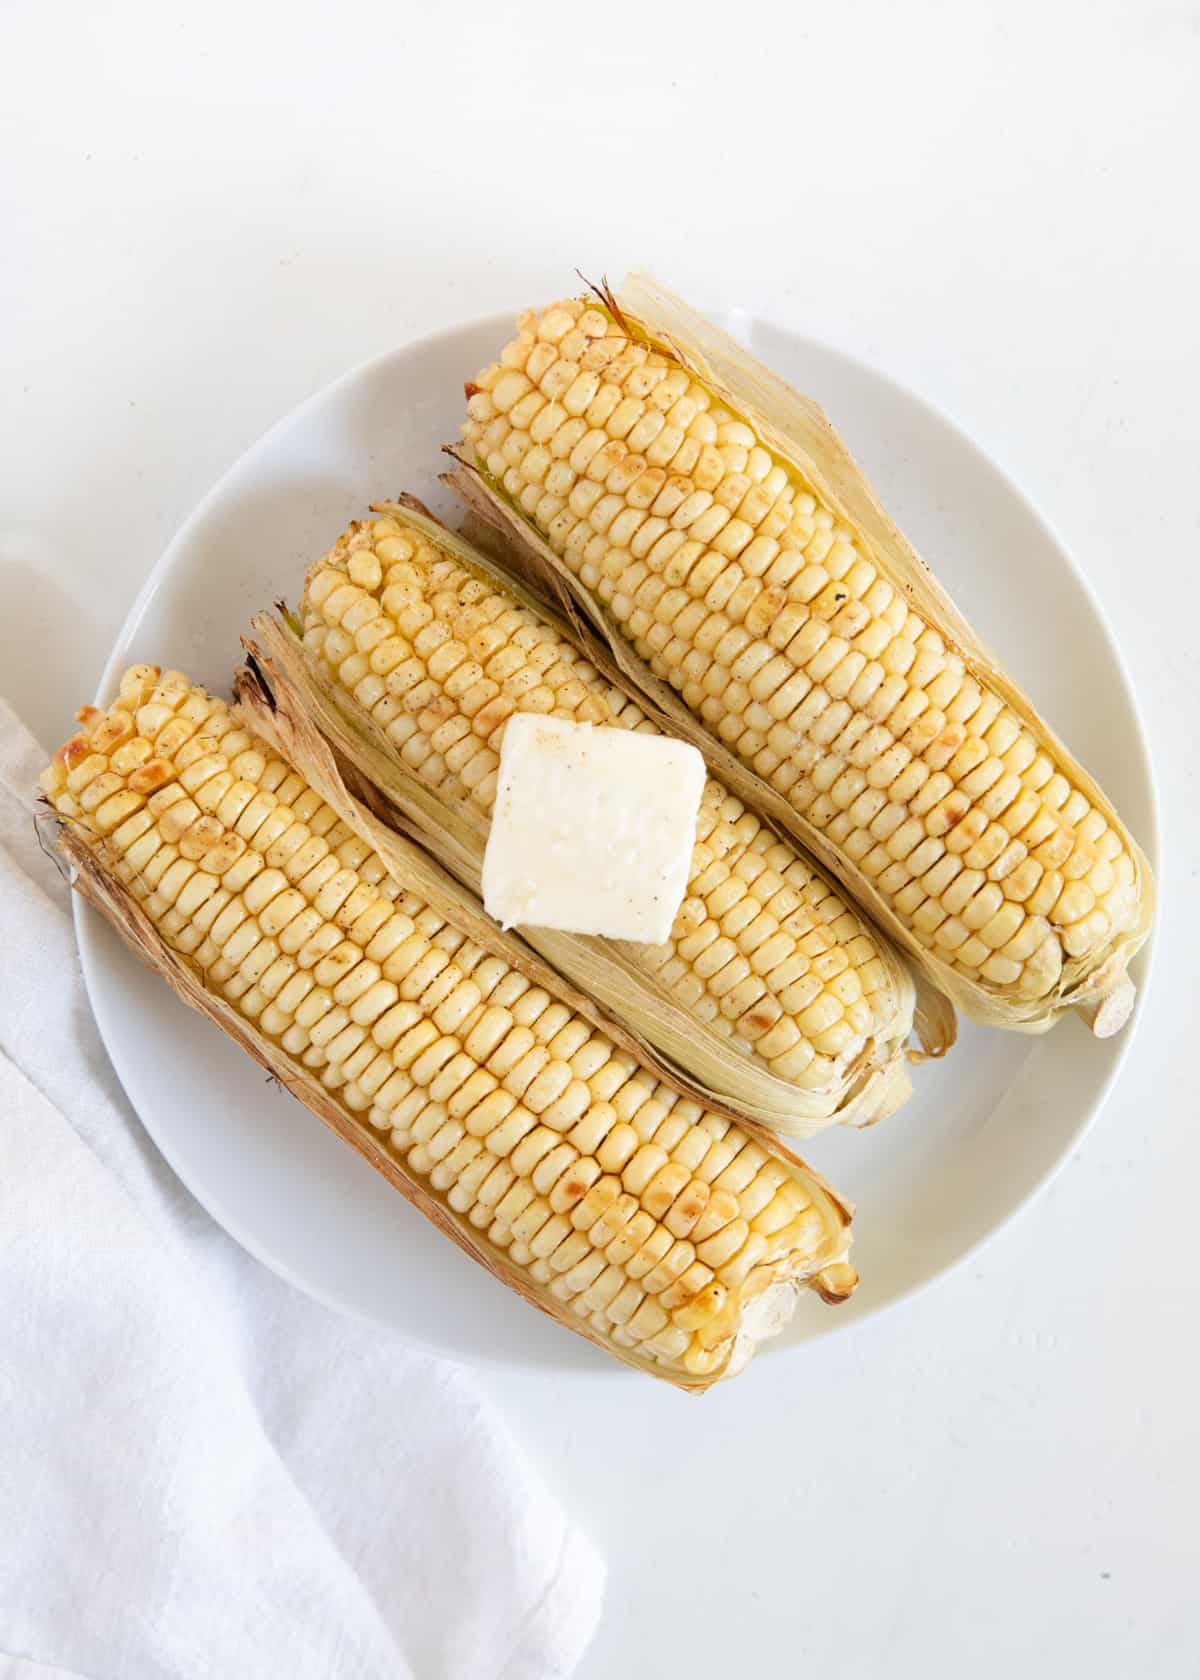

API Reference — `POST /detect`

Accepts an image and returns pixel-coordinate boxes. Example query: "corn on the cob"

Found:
[457,277,1154,1035]
[41,665,857,1388]
[288,501,919,1134]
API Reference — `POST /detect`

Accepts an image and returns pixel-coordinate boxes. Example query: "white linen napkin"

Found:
[0,699,604,1680]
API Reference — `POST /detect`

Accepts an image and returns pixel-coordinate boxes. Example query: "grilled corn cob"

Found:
[41,665,857,1388]
[284,500,920,1135]
[456,276,1154,1035]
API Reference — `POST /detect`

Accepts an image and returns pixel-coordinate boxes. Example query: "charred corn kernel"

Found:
[462,287,1154,1034]
[299,507,914,1124]
[43,669,855,1387]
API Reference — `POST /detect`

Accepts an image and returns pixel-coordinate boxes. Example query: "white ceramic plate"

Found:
[76,311,1158,1374]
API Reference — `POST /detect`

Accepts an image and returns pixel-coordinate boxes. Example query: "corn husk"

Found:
[259,498,923,1134]
[238,628,782,1129]
[444,272,1154,1037]
[49,678,857,1393]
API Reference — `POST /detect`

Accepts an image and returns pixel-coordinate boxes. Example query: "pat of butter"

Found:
[482,714,706,944]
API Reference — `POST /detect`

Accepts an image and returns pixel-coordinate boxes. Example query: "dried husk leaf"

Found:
[261,500,919,1132]
[237,636,759,1129]
[235,646,857,1226]
[444,273,1154,1036]
[46,725,855,1393]
[242,612,911,1135]
[447,453,952,1059]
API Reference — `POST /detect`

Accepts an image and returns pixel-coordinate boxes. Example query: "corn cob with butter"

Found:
[276,500,921,1138]
[454,275,1154,1036]
[40,664,857,1388]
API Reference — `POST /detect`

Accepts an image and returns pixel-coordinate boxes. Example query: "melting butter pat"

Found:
[482,714,706,944]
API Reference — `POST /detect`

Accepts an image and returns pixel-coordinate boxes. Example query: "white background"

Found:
[3,2,1197,1675]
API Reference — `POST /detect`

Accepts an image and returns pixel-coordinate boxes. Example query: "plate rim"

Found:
[73,308,1161,1373]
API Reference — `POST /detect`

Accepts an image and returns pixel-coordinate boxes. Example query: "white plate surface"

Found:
[75,311,1158,1375]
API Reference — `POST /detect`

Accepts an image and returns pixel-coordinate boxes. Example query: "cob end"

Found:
[1077,971,1136,1039]
[812,1261,858,1304]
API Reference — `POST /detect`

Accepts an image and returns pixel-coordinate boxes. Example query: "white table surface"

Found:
[4,2,1197,1674]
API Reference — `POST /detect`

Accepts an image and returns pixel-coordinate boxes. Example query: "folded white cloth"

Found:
[0,700,604,1680]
